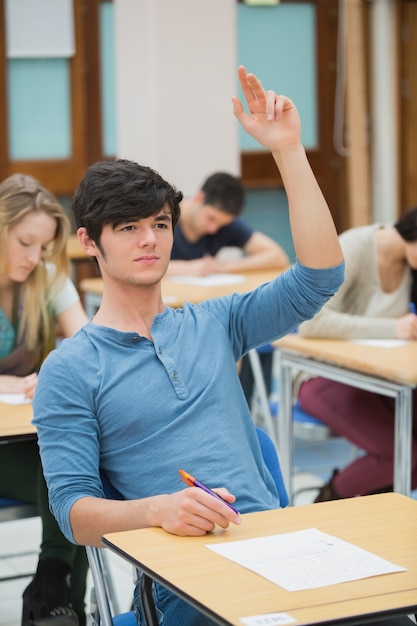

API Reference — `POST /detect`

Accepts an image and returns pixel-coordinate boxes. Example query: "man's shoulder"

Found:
[45,325,92,365]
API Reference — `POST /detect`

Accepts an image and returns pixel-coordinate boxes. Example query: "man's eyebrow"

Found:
[154,212,172,222]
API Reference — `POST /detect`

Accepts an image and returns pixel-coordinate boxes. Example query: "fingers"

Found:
[237,65,260,106]
[234,65,288,121]
[166,488,240,536]
[265,90,278,121]
[265,91,290,122]
[231,95,245,123]
[241,67,267,104]
[395,314,417,340]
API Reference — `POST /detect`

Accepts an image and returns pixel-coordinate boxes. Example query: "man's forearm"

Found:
[70,494,166,546]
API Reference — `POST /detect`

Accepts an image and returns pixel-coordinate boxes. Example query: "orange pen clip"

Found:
[178,469,239,514]
[178,469,196,487]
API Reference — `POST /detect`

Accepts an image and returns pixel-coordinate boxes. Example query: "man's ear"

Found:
[77,227,98,258]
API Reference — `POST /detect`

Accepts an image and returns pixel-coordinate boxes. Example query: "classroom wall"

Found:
[4,0,315,256]
[114,0,239,197]
[244,188,295,262]
[113,0,308,256]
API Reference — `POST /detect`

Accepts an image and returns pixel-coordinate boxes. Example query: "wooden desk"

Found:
[66,234,88,261]
[103,493,417,626]
[274,334,417,501]
[80,269,280,315]
[0,401,35,442]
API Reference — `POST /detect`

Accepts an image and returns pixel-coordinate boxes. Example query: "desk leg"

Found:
[277,354,294,504]
[139,573,159,626]
[394,387,412,495]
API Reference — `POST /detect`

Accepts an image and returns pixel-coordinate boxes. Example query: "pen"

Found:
[178,469,240,515]
[409,303,417,315]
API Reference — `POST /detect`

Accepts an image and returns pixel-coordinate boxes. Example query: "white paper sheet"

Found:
[167,274,246,287]
[350,339,411,348]
[240,613,296,626]
[162,295,178,304]
[0,393,31,405]
[207,528,406,591]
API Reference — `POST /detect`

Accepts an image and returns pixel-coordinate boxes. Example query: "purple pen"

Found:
[179,469,240,515]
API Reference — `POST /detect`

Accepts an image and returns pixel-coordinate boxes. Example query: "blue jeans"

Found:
[133,572,217,626]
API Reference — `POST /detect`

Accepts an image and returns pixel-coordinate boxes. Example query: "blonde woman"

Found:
[0,174,88,626]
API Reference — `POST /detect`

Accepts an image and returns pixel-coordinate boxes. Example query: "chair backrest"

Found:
[0,497,38,523]
[255,426,289,508]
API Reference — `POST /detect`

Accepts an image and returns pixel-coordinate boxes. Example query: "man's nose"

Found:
[138,226,157,245]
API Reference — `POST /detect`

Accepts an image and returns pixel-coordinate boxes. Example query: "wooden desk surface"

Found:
[0,401,35,441]
[275,333,417,386]
[103,493,417,626]
[80,269,281,308]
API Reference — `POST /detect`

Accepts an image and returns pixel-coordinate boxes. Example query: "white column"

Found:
[114,0,239,196]
[370,0,398,222]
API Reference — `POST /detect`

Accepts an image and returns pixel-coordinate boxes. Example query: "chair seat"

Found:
[269,400,332,442]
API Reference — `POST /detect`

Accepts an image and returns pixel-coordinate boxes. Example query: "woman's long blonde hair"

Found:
[0,174,70,350]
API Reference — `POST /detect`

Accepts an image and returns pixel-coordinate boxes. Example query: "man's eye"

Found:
[155,223,168,229]
[19,239,30,247]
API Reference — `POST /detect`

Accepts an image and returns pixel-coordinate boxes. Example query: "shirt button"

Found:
[172,371,178,380]
[158,347,163,354]
[132,336,140,343]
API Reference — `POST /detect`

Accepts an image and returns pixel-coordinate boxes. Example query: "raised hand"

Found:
[232,65,301,152]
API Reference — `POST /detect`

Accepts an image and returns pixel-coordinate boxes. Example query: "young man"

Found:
[33,66,344,625]
[168,171,289,276]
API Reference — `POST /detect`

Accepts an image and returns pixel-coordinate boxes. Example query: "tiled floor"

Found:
[1,437,415,626]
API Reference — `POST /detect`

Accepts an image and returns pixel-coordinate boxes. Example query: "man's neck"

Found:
[92,280,165,340]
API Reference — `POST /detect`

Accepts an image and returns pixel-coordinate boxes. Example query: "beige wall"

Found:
[114,0,239,197]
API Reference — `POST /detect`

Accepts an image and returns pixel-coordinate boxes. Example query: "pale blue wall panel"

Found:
[244,188,295,262]
[7,58,71,160]
[237,3,317,150]
[100,2,116,157]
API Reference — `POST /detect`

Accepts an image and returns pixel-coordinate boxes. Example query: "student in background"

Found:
[297,207,417,502]
[168,171,289,276]
[33,65,344,625]
[0,174,88,626]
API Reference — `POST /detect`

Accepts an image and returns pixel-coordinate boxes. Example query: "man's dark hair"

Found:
[200,172,244,216]
[72,159,183,245]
